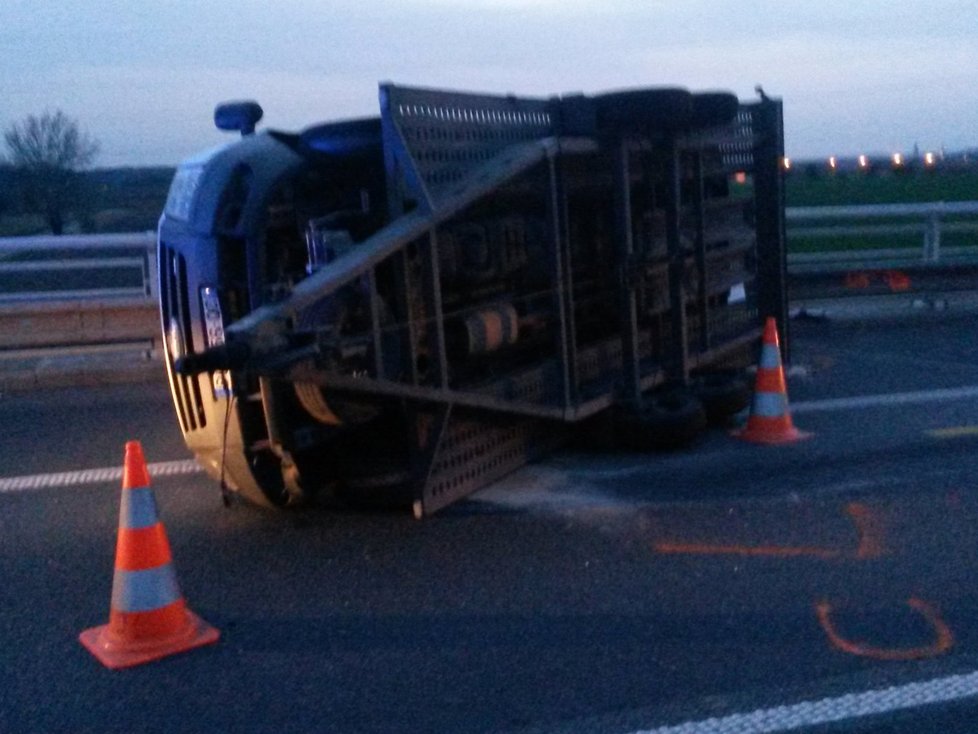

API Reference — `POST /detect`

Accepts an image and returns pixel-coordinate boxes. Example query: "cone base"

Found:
[733,424,813,445]
[79,610,219,670]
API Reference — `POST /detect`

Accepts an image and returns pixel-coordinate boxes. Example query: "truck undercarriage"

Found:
[158,83,787,515]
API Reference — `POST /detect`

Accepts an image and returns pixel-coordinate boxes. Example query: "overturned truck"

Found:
[159,83,787,516]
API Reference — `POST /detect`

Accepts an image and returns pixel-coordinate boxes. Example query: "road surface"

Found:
[2,314,978,733]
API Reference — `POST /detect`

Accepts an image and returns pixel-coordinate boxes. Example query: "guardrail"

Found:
[788,201,978,263]
[787,201,978,300]
[1,202,977,362]
[0,232,157,301]
[0,232,159,359]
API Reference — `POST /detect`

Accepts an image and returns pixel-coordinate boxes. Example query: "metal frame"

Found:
[214,84,785,514]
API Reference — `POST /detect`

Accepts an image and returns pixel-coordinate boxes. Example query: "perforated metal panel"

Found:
[718,107,757,172]
[381,84,554,207]
[421,411,566,515]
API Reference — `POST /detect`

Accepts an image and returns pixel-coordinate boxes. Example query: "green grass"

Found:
[786,168,978,252]
[786,232,978,254]
[786,168,978,207]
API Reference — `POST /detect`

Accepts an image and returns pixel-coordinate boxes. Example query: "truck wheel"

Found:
[690,92,740,129]
[242,448,297,508]
[332,413,414,510]
[594,88,693,133]
[692,370,751,424]
[569,410,619,452]
[339,470,414,511]
[617,388,707,450]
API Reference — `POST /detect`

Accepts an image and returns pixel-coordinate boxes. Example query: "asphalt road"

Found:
[2,313,978,733]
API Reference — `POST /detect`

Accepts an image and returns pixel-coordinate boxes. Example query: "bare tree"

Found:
[4,110,100,234]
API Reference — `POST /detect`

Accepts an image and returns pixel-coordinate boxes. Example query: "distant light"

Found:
[858,155,869,169]
[828,156,837,170]
[734,171,747,184]
[924,152,936,167]
[781,157,792,171]
[892,152,904,167]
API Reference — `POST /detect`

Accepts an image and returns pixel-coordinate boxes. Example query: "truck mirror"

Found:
[214,101,264,136]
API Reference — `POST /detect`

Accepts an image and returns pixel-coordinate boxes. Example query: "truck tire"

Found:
[594,88,693,133]
[692,370,751,424]
[617,388,707,450]
[690,92,740,129]
[339,470,414,511]
[332,413,415,510]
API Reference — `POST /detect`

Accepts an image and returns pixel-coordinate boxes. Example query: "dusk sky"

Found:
[2,0,975,167]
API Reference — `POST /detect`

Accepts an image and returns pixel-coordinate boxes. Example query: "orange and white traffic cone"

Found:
[79,441,219,669]
[734,317,811,444]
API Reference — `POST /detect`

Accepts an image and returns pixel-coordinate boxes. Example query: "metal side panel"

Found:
[415,409,567,517]
[380,83,555,208]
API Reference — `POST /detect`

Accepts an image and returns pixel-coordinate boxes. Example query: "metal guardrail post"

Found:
[144,237,158,298]
[924,213,942,262]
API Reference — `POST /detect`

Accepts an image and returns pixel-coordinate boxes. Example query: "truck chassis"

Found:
[158,83,787,515]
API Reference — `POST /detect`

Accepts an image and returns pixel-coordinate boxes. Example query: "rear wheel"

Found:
[330,412,415,510]
[692,370,751,424]
[616,387,707,450]
[690,92,740,129]
[594,88,693,133]
[339,469,414,511]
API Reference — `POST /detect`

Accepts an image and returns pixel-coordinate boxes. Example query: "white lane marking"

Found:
[4,388,977,493]
[791,385,978,414]
[0,460,202,493]
[631,669,978,734]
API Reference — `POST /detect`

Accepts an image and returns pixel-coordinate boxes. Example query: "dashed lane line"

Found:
[630,669,978,734]
[0,460,202,493]
[926,425,978,439]
[792,385,978,414]
[5,387,978,494]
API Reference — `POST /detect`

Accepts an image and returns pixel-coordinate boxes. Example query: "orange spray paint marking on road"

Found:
[652,502,886,560]
[846,502,886,559]
[816,598,953,661]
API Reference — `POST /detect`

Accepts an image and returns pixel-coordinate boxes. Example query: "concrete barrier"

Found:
[0,298,159,353]
[0,296,161,393]
[0,232,161,391]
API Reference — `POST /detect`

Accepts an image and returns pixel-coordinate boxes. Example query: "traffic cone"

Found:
[79,441,219,669]
[734,317,811,444]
